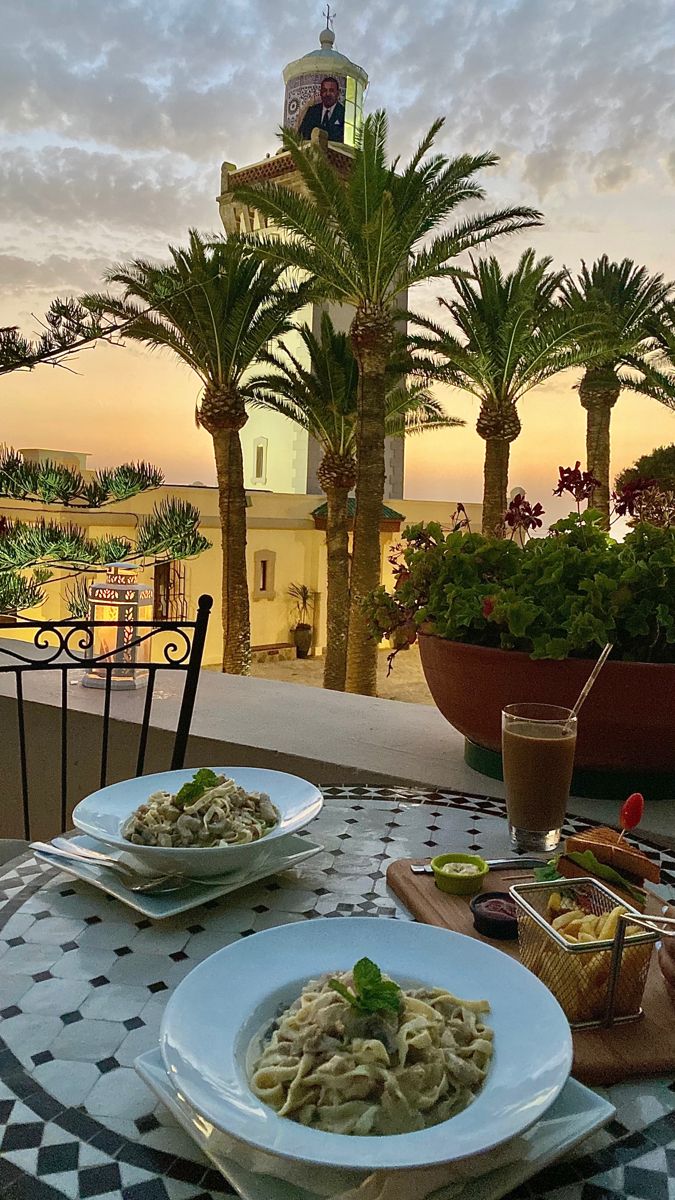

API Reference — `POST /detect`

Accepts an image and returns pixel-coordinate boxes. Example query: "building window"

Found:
[253,437,268,486]
[344,76,364,146]
[253,549,276,600]
[153,561,188,621]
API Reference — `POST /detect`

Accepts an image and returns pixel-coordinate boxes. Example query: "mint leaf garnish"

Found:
[328,957,403,1015]
[328,978,360,1008]
[175,768,220,808]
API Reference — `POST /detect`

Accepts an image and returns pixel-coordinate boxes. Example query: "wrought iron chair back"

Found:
[0,594,213,839]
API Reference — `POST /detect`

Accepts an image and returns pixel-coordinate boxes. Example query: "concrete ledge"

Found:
[0,652,672,844]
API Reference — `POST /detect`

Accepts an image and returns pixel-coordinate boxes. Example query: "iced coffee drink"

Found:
[502,703,577,852]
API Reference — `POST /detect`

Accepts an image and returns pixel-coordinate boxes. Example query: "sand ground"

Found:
[250,644,434,704]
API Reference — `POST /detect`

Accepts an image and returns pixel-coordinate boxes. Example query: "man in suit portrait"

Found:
[298,76,345,142]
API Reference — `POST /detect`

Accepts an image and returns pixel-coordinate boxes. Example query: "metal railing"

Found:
[0,594,213,838]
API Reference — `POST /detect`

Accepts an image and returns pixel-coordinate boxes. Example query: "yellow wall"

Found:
[0,486,481,668]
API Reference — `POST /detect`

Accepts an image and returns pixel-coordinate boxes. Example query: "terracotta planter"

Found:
[418,633,675,773]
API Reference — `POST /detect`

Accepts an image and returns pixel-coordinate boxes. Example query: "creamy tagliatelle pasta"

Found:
[121,775,278,848]
[249,970,493,1136]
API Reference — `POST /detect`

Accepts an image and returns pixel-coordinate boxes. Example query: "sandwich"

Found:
[538,827,660,911]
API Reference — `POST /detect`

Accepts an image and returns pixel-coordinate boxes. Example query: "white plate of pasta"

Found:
[160,917,572,1170]
[72,767,323,878]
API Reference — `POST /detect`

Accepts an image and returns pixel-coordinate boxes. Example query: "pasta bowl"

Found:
[160,916,572,1170]
[71,767,323,878]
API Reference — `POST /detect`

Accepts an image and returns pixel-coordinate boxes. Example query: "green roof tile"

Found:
[311,499,405,521]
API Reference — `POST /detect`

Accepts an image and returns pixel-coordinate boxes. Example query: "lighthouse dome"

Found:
[282,24,368,147]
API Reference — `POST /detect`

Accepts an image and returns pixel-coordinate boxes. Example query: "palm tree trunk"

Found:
[579,367,621,530]
[481,438,511,537]
[211,429,251,674]
[346,315,391,696]
[323,484,350,691]
[585,402,612,527]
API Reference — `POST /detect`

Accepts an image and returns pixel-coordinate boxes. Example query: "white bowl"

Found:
[160,917,572,1171]
[72,767,323,878]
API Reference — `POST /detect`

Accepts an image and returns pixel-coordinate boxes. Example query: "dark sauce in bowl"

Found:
[470,891,518,940]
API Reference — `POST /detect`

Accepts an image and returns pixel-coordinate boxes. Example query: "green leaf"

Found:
[175,769,220,809]
[566,851,646,905]
[328,958,403,1016]
[352,957,384,994]
[533,858,563,882]
[328,979,360,1008]
[359,979,404,1014]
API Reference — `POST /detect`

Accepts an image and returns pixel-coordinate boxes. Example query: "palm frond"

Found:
[407,249,590,408]
[559,255,674,366]
[234,113,542,317]
[85,231,308,392]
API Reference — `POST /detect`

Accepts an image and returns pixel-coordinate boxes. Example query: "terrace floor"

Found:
[250,645,432,704]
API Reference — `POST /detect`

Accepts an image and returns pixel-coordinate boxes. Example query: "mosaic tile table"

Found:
[0,788,674,1200]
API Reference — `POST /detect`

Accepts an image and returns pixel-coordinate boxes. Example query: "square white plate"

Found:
[135,1047,615,1200]
[33,834,322,920]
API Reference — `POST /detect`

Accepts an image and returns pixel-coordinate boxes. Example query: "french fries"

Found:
[547,893,641,944]
[516,886,655,1025]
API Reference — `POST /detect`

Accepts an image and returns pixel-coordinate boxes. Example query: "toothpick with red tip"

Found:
[618,792,644,842]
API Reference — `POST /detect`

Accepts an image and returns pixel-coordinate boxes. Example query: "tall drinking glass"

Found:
[502,703,577,853]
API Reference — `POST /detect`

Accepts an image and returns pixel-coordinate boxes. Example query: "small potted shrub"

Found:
[366,469,675,797]
[289,583,315,658]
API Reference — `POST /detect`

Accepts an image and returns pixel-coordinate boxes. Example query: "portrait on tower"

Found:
[284,72,348,144]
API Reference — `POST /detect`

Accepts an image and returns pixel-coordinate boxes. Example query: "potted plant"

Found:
[289,583,315,659]
[366,469,675,798]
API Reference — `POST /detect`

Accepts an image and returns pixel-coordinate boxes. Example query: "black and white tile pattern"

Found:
[0,788,674,1200]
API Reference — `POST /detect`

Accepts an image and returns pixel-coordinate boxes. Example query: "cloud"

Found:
[0,253,110,295]
[0,0,673,305]
[0,146,214,234]
[593,161,635,194]
[522,148,572,198]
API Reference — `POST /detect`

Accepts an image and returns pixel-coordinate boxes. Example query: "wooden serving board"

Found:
[387,858,674,1087]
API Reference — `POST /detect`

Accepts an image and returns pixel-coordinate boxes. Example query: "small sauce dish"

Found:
[430,852,489,895]
[470,891,519,940]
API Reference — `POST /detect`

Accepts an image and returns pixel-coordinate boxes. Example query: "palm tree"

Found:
[84,230,308,673]
[630,300,675,410]
[559,257,673,526]
[411,250,583,535]
[232,110,540,694]
[249,312,458,690]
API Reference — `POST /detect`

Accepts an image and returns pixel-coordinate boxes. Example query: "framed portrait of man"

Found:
[284,72,347,144]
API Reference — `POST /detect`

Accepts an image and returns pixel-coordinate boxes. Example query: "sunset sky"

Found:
[2,0,675,526]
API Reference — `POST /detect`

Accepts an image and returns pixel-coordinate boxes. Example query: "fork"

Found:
[30,841,217,894]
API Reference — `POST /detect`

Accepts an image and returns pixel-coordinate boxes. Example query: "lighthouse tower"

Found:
[217,21,404,500]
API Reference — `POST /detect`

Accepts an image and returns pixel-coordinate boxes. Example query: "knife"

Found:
[410,857,546,875]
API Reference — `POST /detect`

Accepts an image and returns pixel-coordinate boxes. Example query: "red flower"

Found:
[612,478,658,517]
[553,463,601,503]
[503,494,545,532]
[482,596,495,618]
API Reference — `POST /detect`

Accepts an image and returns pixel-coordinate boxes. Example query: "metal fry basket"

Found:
[510,878,662,1029]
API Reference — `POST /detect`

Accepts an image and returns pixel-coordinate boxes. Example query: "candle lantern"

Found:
[82,563,154,690]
